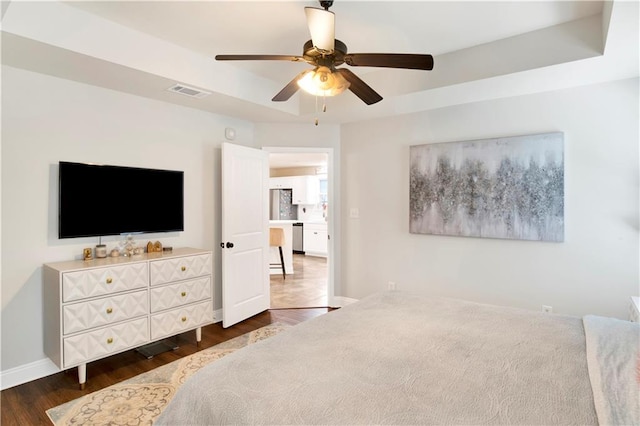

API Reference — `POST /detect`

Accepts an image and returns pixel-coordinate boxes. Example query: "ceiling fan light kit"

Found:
[297,66,350,97]
[215,0,434,114]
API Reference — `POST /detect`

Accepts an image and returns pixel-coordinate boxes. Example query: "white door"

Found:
[221,143,270,327]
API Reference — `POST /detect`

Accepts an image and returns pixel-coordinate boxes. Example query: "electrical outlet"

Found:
[542,305,553,313]
[388,281,397,290]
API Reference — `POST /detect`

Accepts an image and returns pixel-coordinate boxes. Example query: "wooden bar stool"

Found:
[269,227,286,279]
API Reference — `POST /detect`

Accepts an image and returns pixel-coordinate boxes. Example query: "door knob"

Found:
[226,242,234,248]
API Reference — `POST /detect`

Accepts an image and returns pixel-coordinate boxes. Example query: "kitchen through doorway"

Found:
[266,149,331,309]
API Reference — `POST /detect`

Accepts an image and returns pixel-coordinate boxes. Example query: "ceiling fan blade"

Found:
[215,54,305,62]
[304,7,335,52]
[272,73,304,102]
[336,68,383,105]
[344,53,434,70]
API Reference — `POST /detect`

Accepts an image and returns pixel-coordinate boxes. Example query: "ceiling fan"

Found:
[215,0,434,106]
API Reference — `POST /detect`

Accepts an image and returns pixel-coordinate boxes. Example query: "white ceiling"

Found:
[63,1,603,81]
[1,1,638,126]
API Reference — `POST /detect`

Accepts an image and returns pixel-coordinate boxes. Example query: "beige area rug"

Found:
[46,323,289,425]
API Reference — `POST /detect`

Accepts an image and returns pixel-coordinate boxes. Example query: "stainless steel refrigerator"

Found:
[270,189,297,220]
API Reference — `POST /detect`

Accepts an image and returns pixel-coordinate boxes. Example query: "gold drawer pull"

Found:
[106,337,113,344]
[181,316,187,322]
[106,307,113,314]
[106,277,113,284]
[181,291,187,297]
[181,266,187,272]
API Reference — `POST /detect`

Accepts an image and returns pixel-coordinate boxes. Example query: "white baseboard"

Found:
[304,252,327,258]
[1,358,60,391]
[330,296,358,308]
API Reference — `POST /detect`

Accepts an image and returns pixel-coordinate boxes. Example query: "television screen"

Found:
[58,161,184,239]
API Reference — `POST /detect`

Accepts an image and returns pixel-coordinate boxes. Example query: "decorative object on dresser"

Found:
[120,234,138,257]
[94,244,107,258]
[146,240,163,253]
[82,248,92,261]
[43,248,213,389]
[410,132,564,242]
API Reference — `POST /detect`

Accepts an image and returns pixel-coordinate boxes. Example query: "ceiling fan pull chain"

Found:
[323,94,327,113]
[315,95,319,126]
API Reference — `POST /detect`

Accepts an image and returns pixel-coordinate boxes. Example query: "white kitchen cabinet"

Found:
[44,247,213,388]
[269,177,294,189]
[303,223,327,257]
[291,176,320,205]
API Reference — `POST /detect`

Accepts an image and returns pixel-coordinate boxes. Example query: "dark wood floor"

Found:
[0,308,330,425]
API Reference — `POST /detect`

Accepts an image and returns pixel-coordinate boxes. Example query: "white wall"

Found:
[341,78,639,319]
[1,66,255,374]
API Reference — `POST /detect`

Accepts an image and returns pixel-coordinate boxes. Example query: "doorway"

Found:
[264,147,334,309]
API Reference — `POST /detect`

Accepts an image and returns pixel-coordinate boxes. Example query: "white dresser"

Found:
[43,247,213,388]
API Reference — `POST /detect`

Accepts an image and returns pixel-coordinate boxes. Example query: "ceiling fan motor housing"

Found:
[303,39,348,67]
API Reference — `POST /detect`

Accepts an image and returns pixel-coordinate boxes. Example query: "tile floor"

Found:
[270,254,328,308]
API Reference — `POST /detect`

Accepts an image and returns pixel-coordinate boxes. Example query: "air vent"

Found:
[167,84,211,99]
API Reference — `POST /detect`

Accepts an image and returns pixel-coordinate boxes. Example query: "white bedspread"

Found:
[583,314,640,425]
[157,291,599,425]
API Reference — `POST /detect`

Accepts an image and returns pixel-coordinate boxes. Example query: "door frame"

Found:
[262,146,337,307]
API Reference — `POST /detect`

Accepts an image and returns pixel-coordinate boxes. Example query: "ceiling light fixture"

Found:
[297,66,350,97]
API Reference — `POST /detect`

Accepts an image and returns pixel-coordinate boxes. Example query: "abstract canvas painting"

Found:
[410,132,564,242]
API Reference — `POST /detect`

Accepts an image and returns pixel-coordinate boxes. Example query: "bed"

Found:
[156,291,639,425]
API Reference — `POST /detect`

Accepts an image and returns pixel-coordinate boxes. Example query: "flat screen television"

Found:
[58,161,184,239]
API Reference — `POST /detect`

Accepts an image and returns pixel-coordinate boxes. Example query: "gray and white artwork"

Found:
[410,132,564,242]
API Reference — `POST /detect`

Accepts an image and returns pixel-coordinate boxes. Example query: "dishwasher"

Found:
[292,222,304,254]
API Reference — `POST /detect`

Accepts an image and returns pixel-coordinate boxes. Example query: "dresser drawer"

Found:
[62,263,148,302]
[63,317,149,367]
[63,290,148,335]
[150,300,213,340]
[149,277,211,313]
[149,253,212,286]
